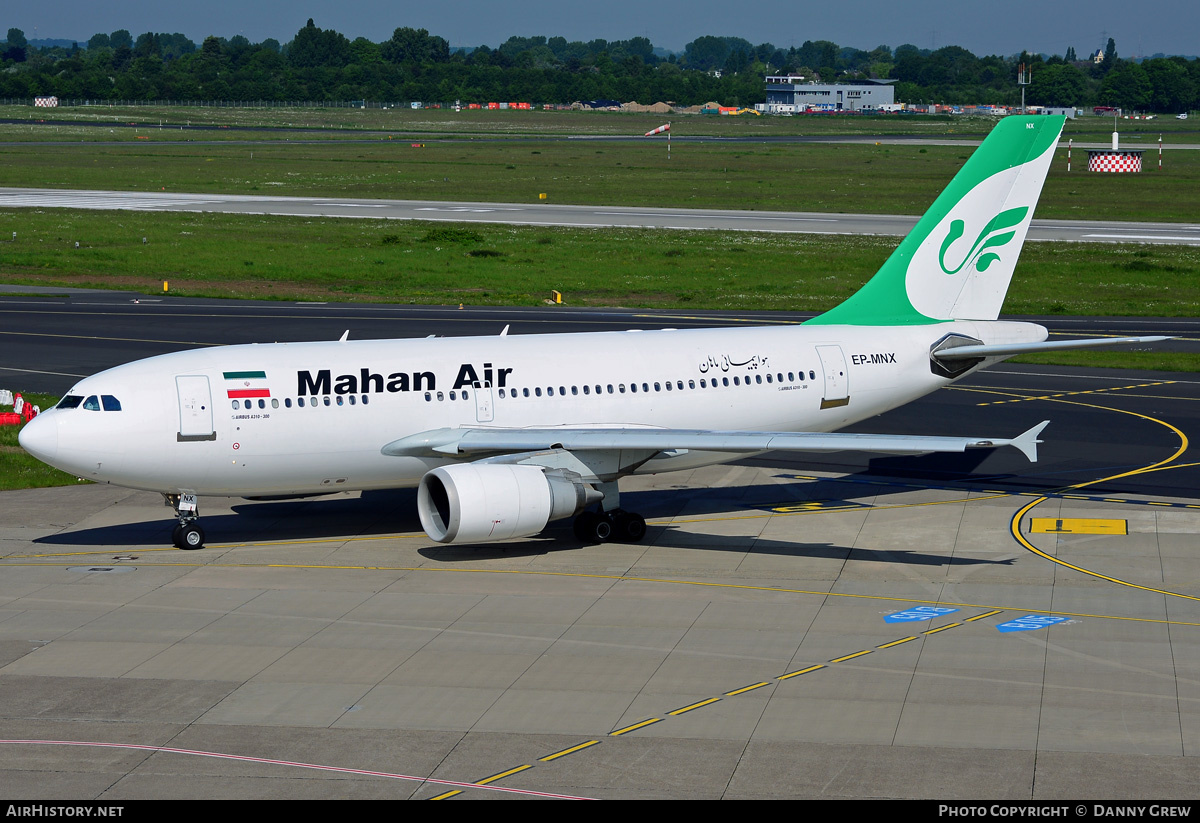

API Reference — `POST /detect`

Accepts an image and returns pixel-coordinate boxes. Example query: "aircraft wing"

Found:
[382,420,1050,463]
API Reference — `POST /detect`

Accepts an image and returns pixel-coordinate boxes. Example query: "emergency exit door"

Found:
[474,381,494,423]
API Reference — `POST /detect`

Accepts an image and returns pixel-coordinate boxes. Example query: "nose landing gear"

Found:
[163,493,206,550]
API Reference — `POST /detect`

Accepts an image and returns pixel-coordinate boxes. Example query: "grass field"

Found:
[0,394,83,491]
[2,104,1196,491]
[3,137,1199,222]
[1,209,1196,318]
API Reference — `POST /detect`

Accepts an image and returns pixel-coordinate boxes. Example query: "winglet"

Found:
[1010,420,1049,463]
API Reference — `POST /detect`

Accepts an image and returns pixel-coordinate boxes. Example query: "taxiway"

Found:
[1,297,1198,799]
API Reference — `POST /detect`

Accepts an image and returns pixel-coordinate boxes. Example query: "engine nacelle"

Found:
[417,463,597,544]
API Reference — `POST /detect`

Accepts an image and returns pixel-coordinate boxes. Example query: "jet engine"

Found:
[417,463,600,544]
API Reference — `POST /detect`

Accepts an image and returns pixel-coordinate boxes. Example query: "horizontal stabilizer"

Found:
[935,335,1171,360]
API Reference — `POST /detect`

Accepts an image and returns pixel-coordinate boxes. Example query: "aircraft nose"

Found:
[18,412,58,463]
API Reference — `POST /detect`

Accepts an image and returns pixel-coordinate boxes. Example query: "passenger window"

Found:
[722,378,729,386]
[788,372,795,382]
[499,388,506,398]
[619,384,626,393]
[810,371,816,380]
[232,400,240,410]
[665,382,672,391]
[642,383,649,393]
[607,385,614,394]
[535,387,542,397]
[323,397,331,406]
[733,377,740,386]
[571,386,578,396]
[583,385,590,395]
[559,386,565,396]
[523,388,530,397]
[425,392,432,401]
[449,391,457,400]
[83,395,100,411]
[336,396,344,406]
[362,395,369,405]
[688,380,695,389]
[348,395,356,405]
[654,382,661,392]
[258,399,266,409]
[437,392,444,401]
[630,383,637,393]
[285,398,292,408]
[756,375,762,384]
[463,390,469,400]
[546,387,553,396]
[272,398,280,408]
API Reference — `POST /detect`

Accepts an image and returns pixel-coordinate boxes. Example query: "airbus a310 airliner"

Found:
[20,116,1167,549]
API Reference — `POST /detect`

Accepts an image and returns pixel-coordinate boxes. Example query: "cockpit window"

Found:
[57,395,84,409]
[101,395,122,411]
[83,395,101,411]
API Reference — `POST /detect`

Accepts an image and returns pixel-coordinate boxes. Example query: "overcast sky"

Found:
[7,1,1197,58]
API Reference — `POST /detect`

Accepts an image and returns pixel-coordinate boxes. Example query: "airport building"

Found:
[762,76,896,113]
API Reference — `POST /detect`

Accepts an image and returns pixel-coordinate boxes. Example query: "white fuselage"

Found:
[20,319,1045,497]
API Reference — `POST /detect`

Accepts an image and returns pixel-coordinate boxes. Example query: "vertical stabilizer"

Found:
[808,116,1064,326]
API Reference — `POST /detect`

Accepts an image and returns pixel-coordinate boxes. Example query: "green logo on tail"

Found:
[938,206,1029,275]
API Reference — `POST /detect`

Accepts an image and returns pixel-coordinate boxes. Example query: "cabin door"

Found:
[176,375,216,441]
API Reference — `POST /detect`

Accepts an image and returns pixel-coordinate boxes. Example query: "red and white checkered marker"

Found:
[644,123,671,136]
[1088,151,1143,172]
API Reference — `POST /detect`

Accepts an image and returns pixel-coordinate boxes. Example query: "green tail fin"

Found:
[808,115,1064,326]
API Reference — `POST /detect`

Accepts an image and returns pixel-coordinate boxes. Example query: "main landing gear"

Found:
[163,493,206,550]
[573,509,647,544]
[571,481,647,544]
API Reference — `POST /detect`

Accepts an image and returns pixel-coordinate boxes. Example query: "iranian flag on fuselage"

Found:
[224,370,270,399]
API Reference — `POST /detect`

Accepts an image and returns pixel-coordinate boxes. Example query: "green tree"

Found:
[1143,58,1196,112]
[381,27,448,64]
[1029,62,1087,107]
[1099,60,1150,110]
[7,28,27,48]
[135,32,160,59]
[287,19,351,69]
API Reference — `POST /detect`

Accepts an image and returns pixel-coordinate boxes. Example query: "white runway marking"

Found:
[0,193,218,210]
[1083,233,1200,242]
